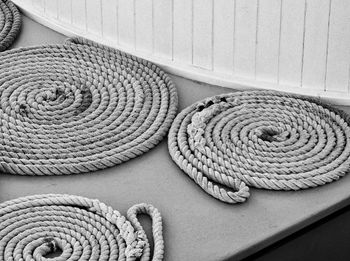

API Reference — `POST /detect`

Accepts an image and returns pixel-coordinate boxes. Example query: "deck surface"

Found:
[1,15,350,261]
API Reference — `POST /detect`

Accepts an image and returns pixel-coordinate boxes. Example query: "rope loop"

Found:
[0,194,164,260]
[0,37,178,175]
[127,204,164,261]
[168,90,350,203]
[0,0,21,51]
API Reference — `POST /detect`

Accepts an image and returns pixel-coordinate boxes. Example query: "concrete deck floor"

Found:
[1,15,350,261]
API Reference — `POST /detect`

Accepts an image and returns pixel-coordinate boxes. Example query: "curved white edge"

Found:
[15,4,350,106]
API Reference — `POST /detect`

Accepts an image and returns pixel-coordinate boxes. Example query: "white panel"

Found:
[102,0,118,41]
[71,0,86,29]
[302,0,330,90]
[153,0,173,58]
[173,0,192,64]
[86,0,102,35]
[32,0,44,12]
[135,0,153,53]
[234,0,258,77]
[118,0,135,48]
[12,0,350,105]
[279,0,305,86]
[326,0,350,92]
[256,0,281,82]
[58,0,72,24]
[213,0,234,74]
[44,0,58,18]
[193,0,213,69]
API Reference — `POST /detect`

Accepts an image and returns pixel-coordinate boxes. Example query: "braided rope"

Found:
[0,37,178,175]
[0,0,21,52]
[168,90,350,204]
[0,194,164,260]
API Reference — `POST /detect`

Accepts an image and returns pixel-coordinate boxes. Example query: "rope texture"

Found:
[0,37,178,175]
[0,0,21,52]
[0,194,164,261]
[168,90,350,204]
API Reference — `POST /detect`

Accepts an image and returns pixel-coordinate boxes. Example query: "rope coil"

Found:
[0,194,164,260]
[168,91,350,204]
[0,37,178,175]
[0,0,21,51]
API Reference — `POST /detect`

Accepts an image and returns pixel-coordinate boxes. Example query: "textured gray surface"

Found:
[1,15,350,261]
[0,0,21,51]
[0,36,178,175]
[0,194,164,260]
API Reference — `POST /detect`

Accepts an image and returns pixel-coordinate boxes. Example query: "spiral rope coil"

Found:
[0,0,21,51]
[0,37,178,175]
[168,91,350,204]
[0,194,164,261]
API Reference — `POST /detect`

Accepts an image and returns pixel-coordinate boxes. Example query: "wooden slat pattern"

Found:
[135,0,153,53]
[302,0,331,90]
[234,0,258,78]
[325,0,350,92]
[11,0,350,103]
[278,0,306,86]
[255,0,281,82]
[213,0,235,74]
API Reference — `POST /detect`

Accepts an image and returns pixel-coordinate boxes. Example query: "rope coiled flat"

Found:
[0,194,164,260]
[0,0,21,51]
[0,37,178,175]
[168,90,350,204]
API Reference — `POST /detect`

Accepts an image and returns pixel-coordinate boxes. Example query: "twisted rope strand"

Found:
[0,0,21,52]
[0,37,178,175]
[0,194,164,261]
[168,91,350,204]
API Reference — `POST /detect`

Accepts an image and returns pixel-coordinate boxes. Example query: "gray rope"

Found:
[0,0,21,52]
[168,90,350,204]
[0,37,178,175]
[0,194,164,261]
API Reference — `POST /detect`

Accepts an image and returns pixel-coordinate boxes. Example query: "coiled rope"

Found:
[0,37,178,175]
[0,0,21,51]
[0,194,164,260]
[168,91,350,204]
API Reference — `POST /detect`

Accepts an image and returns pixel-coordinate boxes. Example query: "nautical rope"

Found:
[0,37,178,175]
[0,194,164,261]
[168,90,350,204]
[0,0,21,51]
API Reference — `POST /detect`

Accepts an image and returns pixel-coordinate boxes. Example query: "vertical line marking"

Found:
[56,0,58,19]
[191,0,194,65]
[70,0,73,23]
[133,0,136,49]
[152,0,155,54]
[300,0,308,87]
[84,0,88,31]
[171,0,174,61]
[254,0,260,79]
[277,0,283,84]
[116,0,119,45]
[211,0,215,71]
[324,0,332,91]
[348,64,350,93]
[233,0,236,73]
[100,0,103,37]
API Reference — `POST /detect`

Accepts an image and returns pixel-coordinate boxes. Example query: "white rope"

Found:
[168,91,350,203]
[0,37,178,175]
[0,194,164,260]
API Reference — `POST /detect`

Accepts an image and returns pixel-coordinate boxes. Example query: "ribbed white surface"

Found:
[12,0,350,104]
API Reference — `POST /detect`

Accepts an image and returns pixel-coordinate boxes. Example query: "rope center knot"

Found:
[256,126,290,142]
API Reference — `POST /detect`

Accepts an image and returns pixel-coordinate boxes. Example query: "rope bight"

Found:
[0,0,21,51]
[0,194,164,260]
[168,90,350,203]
